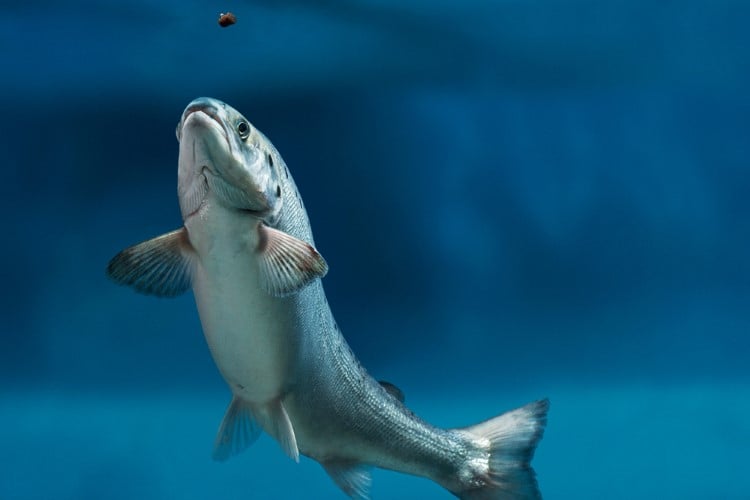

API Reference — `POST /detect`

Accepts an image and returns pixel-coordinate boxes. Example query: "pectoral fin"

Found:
[106,228,195,297]
[257,224,328,296]
[212,397,261,461]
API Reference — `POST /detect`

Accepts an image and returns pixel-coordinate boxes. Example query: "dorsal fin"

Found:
[379,380,405,404]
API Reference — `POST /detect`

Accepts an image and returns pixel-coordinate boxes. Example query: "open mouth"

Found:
[184,102,221,123]
[182,104,229,148]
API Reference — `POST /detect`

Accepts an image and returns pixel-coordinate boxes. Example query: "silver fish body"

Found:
[108,97,548,499]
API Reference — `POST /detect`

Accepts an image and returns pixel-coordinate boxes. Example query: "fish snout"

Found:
[182,97,226,123]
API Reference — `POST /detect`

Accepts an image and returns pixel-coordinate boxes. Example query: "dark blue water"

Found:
[2,1,749,498]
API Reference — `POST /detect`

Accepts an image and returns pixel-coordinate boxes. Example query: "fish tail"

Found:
[456,399,549,500]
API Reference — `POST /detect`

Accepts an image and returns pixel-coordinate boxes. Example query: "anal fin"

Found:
[322,461,372,500]
[212,397,261,461]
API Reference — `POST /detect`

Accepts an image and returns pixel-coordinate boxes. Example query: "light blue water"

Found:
[2,1,748,498]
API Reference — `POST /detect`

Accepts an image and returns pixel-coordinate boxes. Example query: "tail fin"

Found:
[458,399,549,500]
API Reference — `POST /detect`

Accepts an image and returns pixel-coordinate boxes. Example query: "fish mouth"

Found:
[182,102,230,148]
[183,97,222,120]
[184,102,220,122]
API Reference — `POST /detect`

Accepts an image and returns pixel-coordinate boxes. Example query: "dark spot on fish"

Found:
[276,185,281,197]
[218,12,236,27]
[284,166,289,179]
[268,154,274,167]
[236,383,245,390]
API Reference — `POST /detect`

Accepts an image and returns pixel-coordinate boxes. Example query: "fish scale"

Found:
[107,97,549,499]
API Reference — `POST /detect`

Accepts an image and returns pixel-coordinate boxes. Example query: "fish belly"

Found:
[192,251,297,403]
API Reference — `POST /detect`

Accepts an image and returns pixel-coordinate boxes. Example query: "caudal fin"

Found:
[458,399,549,500]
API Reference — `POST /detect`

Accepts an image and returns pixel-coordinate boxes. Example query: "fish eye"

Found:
[236,120,250,140]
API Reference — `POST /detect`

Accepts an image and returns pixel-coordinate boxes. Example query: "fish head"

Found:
[176,97,281,221]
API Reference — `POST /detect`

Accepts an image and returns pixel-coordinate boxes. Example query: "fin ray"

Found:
[212,397,261,461]
[322,461,372,500]
[265,399,299,462]
[257,224,327,296]
[106,228,195,297]
[458,399,549,500]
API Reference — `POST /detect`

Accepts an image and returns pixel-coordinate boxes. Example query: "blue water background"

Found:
[2,1,749,498]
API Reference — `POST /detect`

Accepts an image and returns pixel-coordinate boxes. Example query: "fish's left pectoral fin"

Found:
[257,224,328,296]
[212,397,262,462]
[322,461,372,500]
[106,227,196,297]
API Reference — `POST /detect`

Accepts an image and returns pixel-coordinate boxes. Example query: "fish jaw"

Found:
[177,97,277,219]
